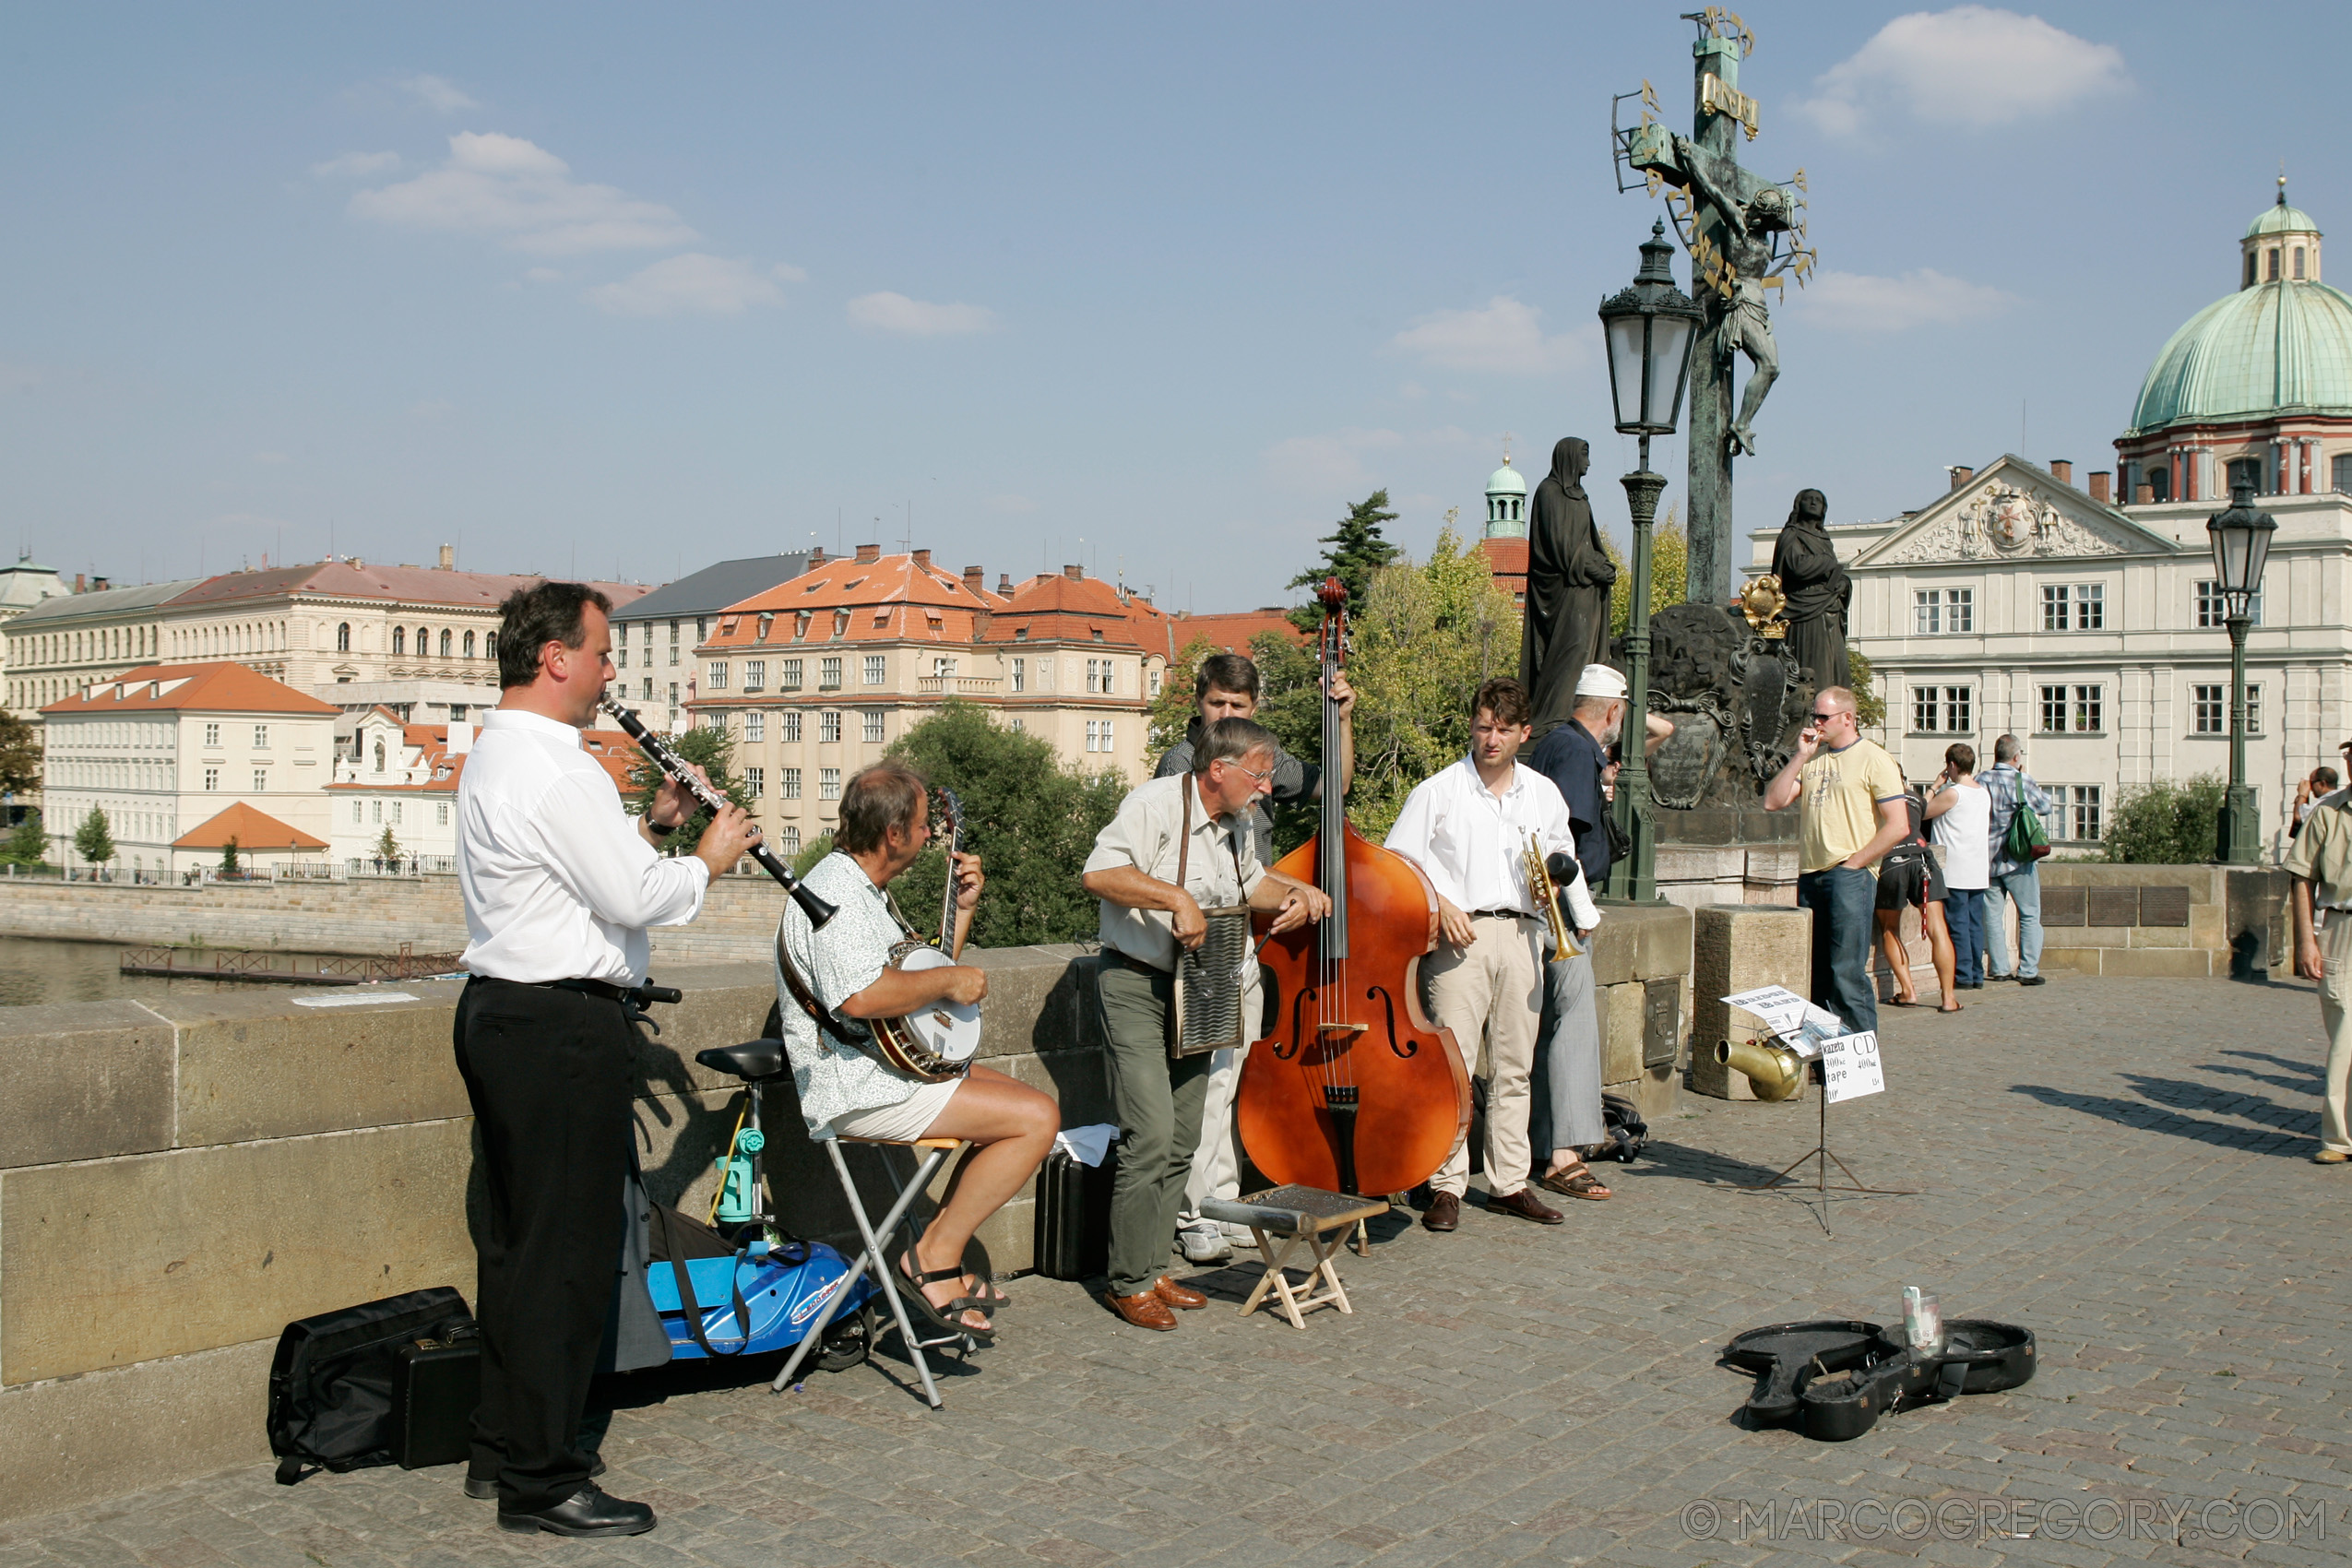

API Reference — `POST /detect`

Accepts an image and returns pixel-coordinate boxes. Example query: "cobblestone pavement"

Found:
[8,975,2347,1568]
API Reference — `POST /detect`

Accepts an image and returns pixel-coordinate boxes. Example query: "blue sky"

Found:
[1,4,2338,611]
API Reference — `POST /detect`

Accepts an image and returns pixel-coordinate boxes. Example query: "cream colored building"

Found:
[39,662,340,879]
[6,577,204,718]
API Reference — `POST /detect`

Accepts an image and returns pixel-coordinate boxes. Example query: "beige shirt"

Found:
[1798,738,1907,875]
[1086,772,1265,971]
[2285,787,2352,907]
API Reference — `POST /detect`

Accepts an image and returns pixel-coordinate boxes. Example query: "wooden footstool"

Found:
[1199,1185,1390,1329]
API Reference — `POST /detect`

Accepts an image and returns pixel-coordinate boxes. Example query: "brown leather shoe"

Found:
[1151,1276,1208,1310]
[1104,1289,1179,1330]
[1487,1185,1565,1225]
[1422,1191,1460,1231]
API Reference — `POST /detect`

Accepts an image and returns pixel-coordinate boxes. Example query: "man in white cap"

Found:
[1526,665,1672,1200]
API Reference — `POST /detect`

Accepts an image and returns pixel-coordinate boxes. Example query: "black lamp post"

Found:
[1597,220,1704,902]
[2206,481,2276,865]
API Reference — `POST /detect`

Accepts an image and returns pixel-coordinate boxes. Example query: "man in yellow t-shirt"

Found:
[1764,685,1911,1034]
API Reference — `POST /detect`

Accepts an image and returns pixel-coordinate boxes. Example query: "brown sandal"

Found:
[1537,1158,1613,1201]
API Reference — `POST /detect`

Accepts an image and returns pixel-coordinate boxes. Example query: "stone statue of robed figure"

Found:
[1769,488,1849,692]
[1520,436,1618,737]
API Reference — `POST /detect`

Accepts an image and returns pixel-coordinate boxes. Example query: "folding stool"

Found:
[1199,1184,1389,1330]
[772,1132,977,1408]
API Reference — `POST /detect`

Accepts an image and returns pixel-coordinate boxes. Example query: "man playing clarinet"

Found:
[1384,677,1599,1233]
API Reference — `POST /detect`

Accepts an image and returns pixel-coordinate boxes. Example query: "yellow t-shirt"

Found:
[1798,738,1906,874]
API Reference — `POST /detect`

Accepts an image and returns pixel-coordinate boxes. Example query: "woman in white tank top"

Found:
[1927,743,1993,987]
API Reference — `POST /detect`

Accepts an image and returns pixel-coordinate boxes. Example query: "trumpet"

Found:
[1526,833,1583,958]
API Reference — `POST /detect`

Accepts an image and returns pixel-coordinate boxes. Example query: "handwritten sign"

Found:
[1721,986,1844,1059]
[1818,1030,1885,1104]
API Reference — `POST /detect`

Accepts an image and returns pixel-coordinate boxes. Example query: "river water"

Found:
[0,935,330,1007]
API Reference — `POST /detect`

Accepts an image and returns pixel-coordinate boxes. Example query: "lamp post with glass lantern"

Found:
[2206,481,2275,864]
[1596,221,1705,902]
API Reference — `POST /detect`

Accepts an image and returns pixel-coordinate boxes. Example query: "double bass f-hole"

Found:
[1365,984,1418,1059]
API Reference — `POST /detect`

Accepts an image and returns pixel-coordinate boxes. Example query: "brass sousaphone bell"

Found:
[1716,1036,1804,1101]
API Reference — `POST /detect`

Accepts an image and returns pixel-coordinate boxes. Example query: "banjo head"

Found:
[893,943,980,1063]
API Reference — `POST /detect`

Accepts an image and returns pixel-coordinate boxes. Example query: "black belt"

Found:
[469,975,646,1005]
[1100,947,1172,978]
[1470,909,1532,920]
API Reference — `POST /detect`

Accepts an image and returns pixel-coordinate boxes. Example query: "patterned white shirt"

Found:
[774,850,922,1133]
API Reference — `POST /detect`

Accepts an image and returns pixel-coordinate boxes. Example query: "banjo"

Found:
[867,789,981,1082]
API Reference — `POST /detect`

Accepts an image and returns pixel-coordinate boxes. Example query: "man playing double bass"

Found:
[1083,718,1330,1331]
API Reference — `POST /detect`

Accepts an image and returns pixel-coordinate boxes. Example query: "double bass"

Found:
[1234,577,1471,1195]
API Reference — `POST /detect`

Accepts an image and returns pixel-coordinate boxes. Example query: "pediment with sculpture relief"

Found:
[1854,458,2181,568]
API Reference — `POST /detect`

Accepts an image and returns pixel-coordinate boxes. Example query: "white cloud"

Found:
[311,150,400,179]
[1797,6,2128,134]
[400,74,478,113]
[1796,268,2017,332]
[584,254,802,316]
[846,291,997,336]
[1390,296,1592,374]
[349,132,697,255]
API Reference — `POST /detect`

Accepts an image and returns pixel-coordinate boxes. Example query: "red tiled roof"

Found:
[1160,609,1306,659]
[173,802,329,851]
[41,662,340,717]
[702,552,1007,650]
[162,563,651,612]
[980,568,1170,651]
[1478,538,1528,578]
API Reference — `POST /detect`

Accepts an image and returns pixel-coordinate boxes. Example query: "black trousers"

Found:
[452,977,635,1513]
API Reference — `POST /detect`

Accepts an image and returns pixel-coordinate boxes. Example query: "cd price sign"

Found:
[1818,1031,1885,1106]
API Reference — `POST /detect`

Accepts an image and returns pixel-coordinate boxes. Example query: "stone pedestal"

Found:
[1586,901,1696,1123]
[1688,903,1812,1100]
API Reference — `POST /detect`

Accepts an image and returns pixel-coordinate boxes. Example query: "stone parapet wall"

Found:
[2035,862,2288,979]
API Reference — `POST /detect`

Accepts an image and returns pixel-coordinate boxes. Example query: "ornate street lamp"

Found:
[2206,481,2276,864]
[1597,220,1704,901]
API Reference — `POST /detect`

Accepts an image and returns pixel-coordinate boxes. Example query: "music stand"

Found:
[1739,1059,1915,1235]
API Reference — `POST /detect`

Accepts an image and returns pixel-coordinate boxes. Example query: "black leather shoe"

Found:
[2017,975,2047,987]
[468,1455,602,1501]
[495,1484,654,1538]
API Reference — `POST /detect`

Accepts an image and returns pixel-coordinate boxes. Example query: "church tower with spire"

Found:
[1483,444,1528,539]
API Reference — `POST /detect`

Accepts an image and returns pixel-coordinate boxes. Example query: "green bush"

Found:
[2102,773,2226,864]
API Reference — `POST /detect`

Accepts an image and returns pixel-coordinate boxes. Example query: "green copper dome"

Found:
[2247,196,2320,239]
[1486,461,1526,497]
[2127,279,2352,434]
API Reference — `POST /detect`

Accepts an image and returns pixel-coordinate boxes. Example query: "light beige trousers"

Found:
[1421,912,1543,1198]
[2317,914,2352,1153]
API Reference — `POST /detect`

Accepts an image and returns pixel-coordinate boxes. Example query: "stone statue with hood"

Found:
[1520,436,1619,738]
[1768,487,1849,692]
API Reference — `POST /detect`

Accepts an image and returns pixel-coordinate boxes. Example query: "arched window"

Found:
[392,627,405,656]
[485,632,497,661]
[2296,246,2306,279]
[2268,248,2281,280]
[337,623,351,652]
[439,629,452,658]
[463,630,476,659]
[417,625,429,655]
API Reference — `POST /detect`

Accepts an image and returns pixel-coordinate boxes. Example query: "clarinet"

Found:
[600,698,837,930]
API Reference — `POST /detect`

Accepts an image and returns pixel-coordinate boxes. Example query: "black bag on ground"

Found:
[267,1286,477,1483]
[1033,1146,1118,1281]
[1579,1093,1649,1164]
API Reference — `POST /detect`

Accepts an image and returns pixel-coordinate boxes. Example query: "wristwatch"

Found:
[647,814,679,837]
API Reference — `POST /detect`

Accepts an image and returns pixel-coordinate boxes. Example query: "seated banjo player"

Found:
[774,763,1057,1339]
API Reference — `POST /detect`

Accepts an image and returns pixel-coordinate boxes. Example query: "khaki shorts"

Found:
[826,1075,963,1143]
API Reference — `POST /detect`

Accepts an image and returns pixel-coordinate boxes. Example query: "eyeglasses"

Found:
[1229,763,1275,784]
[1810,708,1849,721]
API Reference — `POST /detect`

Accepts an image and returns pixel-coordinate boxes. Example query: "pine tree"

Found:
[375,826,403,866]
[220,836,241,875]
[1288,490,1402,632]
[629,720,753,853]
[2,809,44,866]
[74,805,115,870]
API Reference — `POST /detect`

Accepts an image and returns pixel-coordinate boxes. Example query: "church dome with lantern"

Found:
[2116,181,2352,503]
[1483,453,1527,538]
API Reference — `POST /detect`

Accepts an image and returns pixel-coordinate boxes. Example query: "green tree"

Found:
[2103,773,2227,864]
[629,720,752,854]
[1331,523,1524,842]
[0,712,40,799]
[375,826,403,866]
[791,833,835,878]
[219,835,241,875]
[1606,507,1690,635]
[1288,489,1402,632]
[74,805,115,870]
[1147,634,1221,754]
[2,809,44,866]
[1847,648,1886,731]
[882,700,1129,947]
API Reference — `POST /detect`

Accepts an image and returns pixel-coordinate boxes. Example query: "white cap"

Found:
[1574,664,1629,700]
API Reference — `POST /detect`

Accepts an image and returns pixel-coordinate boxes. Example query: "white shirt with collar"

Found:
[1085,771,1265,972]
[1384,755,1598,926]
[457,707,709,985]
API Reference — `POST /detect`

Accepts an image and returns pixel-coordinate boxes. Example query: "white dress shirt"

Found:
[457,707,709,984]
[1384,755,1600,928]
[1085,772,1265,971]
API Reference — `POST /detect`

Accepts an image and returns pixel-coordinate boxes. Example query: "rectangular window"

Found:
[820,657,842,690]
[744,711,765,743]
[371,799,380,823]
[352,801,362,825]
[862,711,885,743]
[2248,683,2263,734]
[743,766,764,798]
[2074,684,2102,731]
[204,723,220,748]
[2037,683,2105,732]
[253,724,268,748]
[254,769,267,792]
[1085,719,1099,753]
[669,620,678,646]
[2042,583,2107,630]
[820,767,842,802]
[1008,717,1024,733]
[1101,718,1114,752]
[2194,578,2263,626]
[390,801,401,826]
[863,655,885,685]
[204,767,219,791]
[781,659,803,690]
[742,660,765,692]
[2067,785,2103,842]
[1911,588,1974,635]
[820,710,841,743]
[707,662,728,689]
[783,767,802,800]
[616,647,628,669]
[436,803,449,826]
[2192,683,2226,734]
[932,655,957,678]
[1011,658,1026,693]
[642,677,654,700]
[2334,453,2352,494]
[1908,685,1973,734]
[667,645,679,667]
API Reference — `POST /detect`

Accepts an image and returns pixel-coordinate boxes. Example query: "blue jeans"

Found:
[1944,886,1986,985]
[1982,866,2042,979]
[1797,867,1878,1037]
